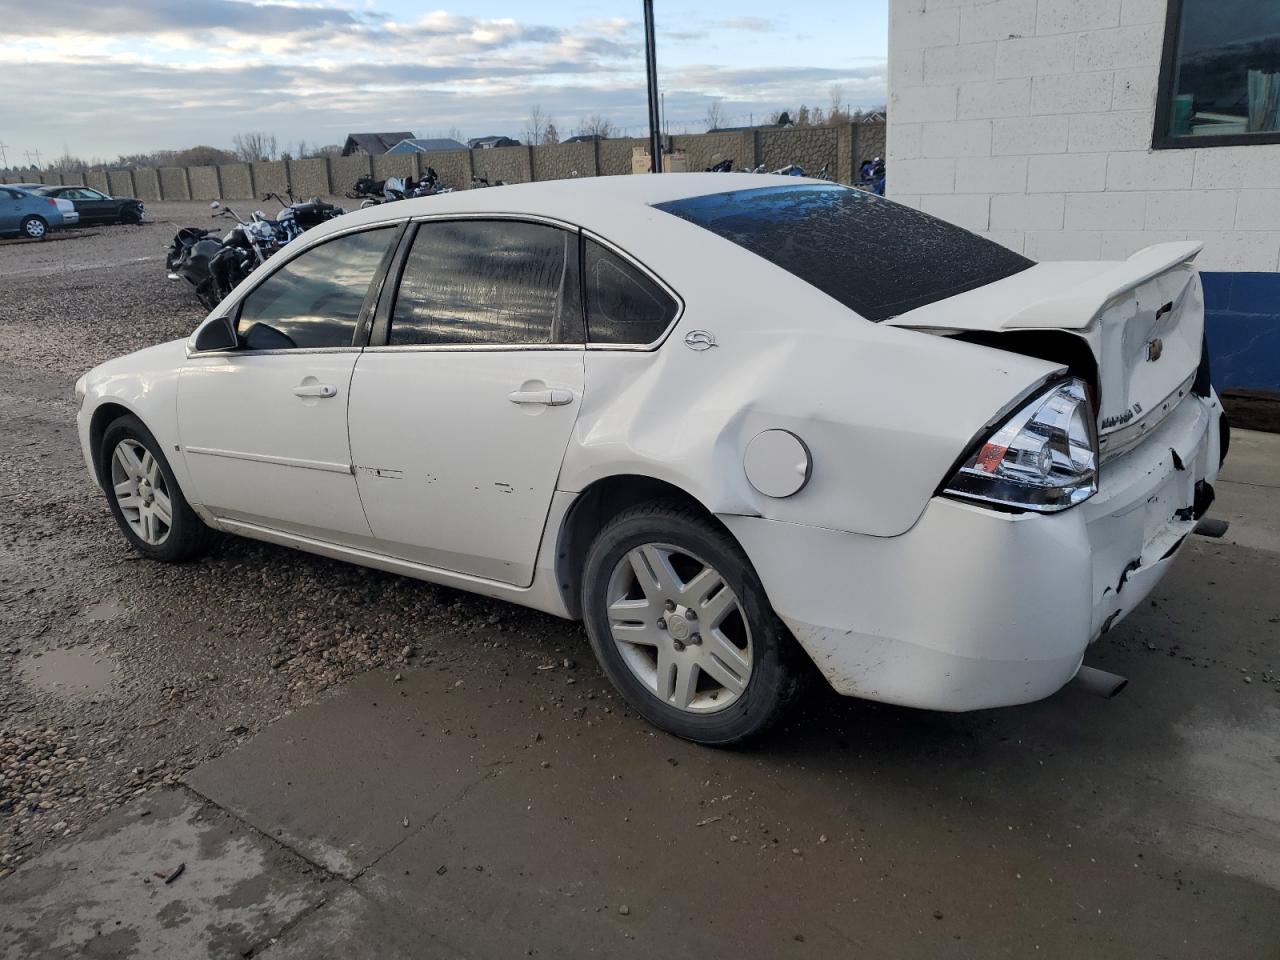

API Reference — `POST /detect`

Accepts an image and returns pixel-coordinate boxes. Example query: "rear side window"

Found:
[237,227,394,350]
[584,239,678,345]
[389,220,580,346]
[654,184,1034,322]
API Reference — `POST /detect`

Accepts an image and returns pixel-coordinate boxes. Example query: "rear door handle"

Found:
[507,388,574,406]
[292,383,337,398]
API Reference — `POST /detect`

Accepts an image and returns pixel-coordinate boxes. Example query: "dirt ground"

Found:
[1,206,1278,958]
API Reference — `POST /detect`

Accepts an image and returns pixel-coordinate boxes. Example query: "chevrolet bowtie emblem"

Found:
[1145,338,1164,362]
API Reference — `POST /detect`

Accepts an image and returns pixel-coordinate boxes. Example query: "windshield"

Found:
[654,184,1034,322]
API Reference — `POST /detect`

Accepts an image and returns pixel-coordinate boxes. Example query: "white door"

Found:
[178,225,399,541]
[348,218,585,585]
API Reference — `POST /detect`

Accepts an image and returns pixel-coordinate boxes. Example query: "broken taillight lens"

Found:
[944,378,1098,512]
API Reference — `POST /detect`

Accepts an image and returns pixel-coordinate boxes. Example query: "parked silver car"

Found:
[1,186,79,239]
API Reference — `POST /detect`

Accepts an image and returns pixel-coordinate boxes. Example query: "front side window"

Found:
[584,239,678,345]
[237,227,394,350]
[1156,1,1280,147]
[389,219,579,346]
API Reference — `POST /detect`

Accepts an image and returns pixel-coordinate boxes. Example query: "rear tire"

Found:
[101,414,213,562]
[581,500,802,745]
[20,216,48,240]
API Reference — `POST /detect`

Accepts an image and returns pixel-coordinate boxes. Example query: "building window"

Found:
[1155,0,1280,148]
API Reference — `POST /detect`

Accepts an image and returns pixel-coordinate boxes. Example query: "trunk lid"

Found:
[885,242,1205,459]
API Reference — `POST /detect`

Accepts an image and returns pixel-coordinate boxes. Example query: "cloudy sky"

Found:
[1,0,887,165]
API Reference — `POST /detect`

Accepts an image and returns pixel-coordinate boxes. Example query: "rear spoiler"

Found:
[1008,241,1203,330]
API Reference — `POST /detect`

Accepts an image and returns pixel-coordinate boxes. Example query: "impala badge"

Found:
[685,330,717,351]
[1146,338,1164,362]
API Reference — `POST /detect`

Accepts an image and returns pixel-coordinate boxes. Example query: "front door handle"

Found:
[507,388,573,406]
[292,383,337,398]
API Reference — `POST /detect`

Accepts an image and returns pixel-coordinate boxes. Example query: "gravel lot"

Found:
[0,204,589,875]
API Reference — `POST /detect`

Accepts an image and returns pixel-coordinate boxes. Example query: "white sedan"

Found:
[76,174,1226,744]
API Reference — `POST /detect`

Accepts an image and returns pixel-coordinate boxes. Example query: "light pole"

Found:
[643,0,662,172]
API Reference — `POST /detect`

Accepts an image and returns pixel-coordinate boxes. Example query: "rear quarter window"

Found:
[654,184,1034,322]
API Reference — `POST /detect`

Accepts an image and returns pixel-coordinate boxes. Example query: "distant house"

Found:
[341,132,416,157]
[563,134,607,143]
[386,137,468,155]
[468,136,521,149]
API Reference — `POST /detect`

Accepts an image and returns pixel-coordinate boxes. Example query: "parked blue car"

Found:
[0,186,79,239]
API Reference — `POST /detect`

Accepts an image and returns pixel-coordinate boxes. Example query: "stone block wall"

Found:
[330,155,371,195]
[188,166,220,200]
[218,164,253,199]
[107,170,135,197]
[418,150,471,191]
[288,158,331,197]
[133,168,160,200]
[760,127,840,177]
[531,142,597,181]
[17,121,885,202]
[158,167,190,200]
[472,145,531,184]
[597,138,649,176]
[251,161,288,196]
[372,153,417,181]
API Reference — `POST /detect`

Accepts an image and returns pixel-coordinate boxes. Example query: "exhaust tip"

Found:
[166,273,181,281]
[1073,664,1128,699]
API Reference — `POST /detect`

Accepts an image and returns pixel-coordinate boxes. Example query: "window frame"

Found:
[188,220,406,357]
[1153,0,1280,150]
[365,213,683,353]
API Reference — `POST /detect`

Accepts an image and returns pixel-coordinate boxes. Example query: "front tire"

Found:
[101,415,212,562]
[581,501,801,745]
[20,216,48,240]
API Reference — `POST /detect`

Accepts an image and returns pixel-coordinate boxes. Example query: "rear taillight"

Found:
[943,378,1099,513]
[46,198,57,206]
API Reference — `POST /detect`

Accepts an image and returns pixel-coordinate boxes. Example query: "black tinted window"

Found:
[237,228,393,350]
[655,184,1034,322]
[584,239,677,344]
[390,220,579,346]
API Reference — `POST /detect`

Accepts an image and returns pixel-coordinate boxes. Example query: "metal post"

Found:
[643,0,662,173]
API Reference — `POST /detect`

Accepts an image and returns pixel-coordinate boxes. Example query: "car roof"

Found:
[347,172,826,231]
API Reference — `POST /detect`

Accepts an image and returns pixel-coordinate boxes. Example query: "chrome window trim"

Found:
[187,346,364,359]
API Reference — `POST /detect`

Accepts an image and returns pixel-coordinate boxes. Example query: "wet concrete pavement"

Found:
[6,528,1280,957]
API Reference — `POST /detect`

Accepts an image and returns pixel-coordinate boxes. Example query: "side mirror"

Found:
[209,201,220,210]
[193,315,238,352]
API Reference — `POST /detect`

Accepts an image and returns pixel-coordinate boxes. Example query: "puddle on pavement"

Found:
[83,599,127,622]
[19,648,119,697]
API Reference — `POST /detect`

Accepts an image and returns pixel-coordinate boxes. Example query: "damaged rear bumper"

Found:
[720,393,1222,712]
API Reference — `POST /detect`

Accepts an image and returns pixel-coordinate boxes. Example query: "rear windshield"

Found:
[654,184,1034,322]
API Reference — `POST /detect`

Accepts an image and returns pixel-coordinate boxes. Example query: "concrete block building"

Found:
[888,0,1280,399]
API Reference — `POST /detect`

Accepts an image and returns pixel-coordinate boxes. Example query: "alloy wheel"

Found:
[110,439,172,545]
[606,543,753,713]
[24,218,46,239]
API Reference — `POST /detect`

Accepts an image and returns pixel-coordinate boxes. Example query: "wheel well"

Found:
[88,402,133,486]
[554,475,718,619]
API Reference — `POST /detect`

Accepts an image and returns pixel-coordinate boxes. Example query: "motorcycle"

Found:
[348,167,452,207]
[855,157,886,195]
[166,202,281,311]
[261,190,344,240]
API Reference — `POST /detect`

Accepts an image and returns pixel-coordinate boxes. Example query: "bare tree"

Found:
[828,85,850,125]
[524,105,553,147]
[575,114,616,139]
[232,131,279,162]
[704,99,727,132]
